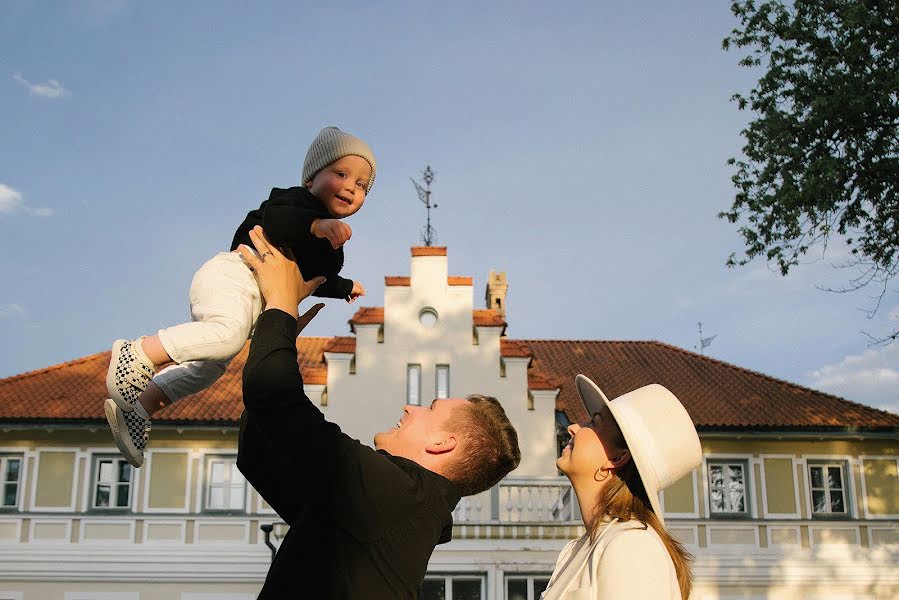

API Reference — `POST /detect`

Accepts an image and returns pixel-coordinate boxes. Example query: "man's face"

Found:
[374,398,469,460]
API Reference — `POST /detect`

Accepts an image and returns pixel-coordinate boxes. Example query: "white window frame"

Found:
[0,455,24,510]
[505,574,552,600]
[435,364,450,399]
[807,460,851,517]
[407,364,422,406]
[421,573,486,599]
[706,458,752,518]
[90,455,135,511]
[203,455,247,513]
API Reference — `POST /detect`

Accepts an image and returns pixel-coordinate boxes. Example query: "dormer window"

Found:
[419,308,438,328]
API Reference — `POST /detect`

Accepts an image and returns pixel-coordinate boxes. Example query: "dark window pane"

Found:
[7,459,20,481]
[95,485,111,507]
[420,579,445,600]
[115,483,130,507]
[830,491,845,513]
[812,490,827,513]
[534,579,550,596]
[809,466,824,488]
[3,483,17,506]
[119,462,132,483]
[506,580,527,600]
[827,467,842,490]
[452,579,482,600]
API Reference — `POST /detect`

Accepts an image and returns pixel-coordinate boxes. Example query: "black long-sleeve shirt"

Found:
[237,309,461,599]
[230,186,354,300]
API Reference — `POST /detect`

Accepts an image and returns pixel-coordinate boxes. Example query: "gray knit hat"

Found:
[301,126,376,194]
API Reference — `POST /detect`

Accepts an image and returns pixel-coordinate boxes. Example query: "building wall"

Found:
[0,428,896,599]
[320,251,557,477]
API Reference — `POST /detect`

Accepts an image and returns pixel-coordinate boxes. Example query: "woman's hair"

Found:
[588,422,693,600]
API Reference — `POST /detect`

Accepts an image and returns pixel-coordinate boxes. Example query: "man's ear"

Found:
[609,449,631,470]
[425,435,458,456]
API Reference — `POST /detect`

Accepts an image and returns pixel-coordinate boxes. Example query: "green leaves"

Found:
[722,0,899,295]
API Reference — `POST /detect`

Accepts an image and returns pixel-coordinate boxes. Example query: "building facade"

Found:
[0,247,897,600]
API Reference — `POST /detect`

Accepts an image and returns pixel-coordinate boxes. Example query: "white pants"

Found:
[154,252,263,403]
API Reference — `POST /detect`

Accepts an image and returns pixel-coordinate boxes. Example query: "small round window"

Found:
[419,308,438,328]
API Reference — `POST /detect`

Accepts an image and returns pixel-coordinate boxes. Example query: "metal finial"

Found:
[411,165,438,246]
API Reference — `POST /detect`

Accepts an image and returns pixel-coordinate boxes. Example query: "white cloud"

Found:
[0,184,23,213]
[13,73,71,98]
[807,342,899,415]
[0,304,25,320]
[0,183,54,218]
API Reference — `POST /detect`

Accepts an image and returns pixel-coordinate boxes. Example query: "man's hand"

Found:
[347,281,365,303]
[238,225,326,319]
[311,218,352,249]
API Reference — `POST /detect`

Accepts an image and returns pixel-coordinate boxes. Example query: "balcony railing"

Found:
[453,477,581,524]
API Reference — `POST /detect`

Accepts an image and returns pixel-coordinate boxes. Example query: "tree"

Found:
[721,0,899,341]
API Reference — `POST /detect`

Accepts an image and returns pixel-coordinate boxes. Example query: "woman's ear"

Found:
[425,435,458,456]
[610,449,631,469]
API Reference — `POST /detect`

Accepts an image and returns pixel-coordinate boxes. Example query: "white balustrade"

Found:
[453,477,580,524]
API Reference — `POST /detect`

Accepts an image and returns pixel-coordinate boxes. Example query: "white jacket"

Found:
[542,520,681,600]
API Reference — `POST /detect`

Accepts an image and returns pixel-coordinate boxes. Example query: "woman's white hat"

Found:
[575,374,702,526]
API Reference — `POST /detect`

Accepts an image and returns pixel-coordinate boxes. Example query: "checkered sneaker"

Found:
[104,398,151,468]
[106,338,156,412]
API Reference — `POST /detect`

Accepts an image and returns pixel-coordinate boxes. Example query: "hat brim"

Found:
[574,374,666,525]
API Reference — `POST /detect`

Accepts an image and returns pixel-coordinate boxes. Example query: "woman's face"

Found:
[556,404,624,480]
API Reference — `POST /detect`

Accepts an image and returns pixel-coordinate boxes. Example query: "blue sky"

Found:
[2,1,896,414]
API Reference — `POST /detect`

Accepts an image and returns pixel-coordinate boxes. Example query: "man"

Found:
[236,226,521,599]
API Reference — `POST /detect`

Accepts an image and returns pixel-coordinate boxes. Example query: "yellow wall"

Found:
[34,450,75,507]
[147,452,189,510]
[862,458,899,515]
[763,458,796,514]
[663,471,695,514]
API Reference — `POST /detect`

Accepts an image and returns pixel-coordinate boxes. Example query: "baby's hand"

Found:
[347,281,366,303]
[311,219,352,249]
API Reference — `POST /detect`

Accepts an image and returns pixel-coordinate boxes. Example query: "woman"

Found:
[542,375,702,599]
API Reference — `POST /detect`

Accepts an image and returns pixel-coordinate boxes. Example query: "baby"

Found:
[104,126,375,467]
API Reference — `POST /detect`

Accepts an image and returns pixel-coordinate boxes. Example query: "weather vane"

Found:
[694,322,718,355]
[410,165,437,246]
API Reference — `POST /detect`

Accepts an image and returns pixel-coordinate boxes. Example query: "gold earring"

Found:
[594,466,611,482]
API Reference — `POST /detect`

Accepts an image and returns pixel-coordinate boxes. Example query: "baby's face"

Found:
[305,155,371,219]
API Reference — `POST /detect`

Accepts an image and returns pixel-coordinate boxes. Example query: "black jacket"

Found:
[230,187,354,300]
[237,309,461,599]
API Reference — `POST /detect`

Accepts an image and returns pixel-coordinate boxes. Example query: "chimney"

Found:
[485,270,508,315]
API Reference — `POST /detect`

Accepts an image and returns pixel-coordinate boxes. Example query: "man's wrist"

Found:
[264,303,299,320]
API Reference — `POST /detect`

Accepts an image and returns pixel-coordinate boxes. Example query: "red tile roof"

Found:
[349,307,506,328]
[0,338,333,425]
[411,247,447,256]
[524,340,899,430]
[384,276,472,286]
[473,309,506,327]
[349,307,384,328]
[323,337,356,354]
[1,338,895,431]
[385,276,410,286]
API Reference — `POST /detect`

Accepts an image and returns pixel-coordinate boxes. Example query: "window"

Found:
[407,364,421,406]
[419,308,438,328]
[205,457,246,511]
[421,574,485,600]
[506,576,551,600]
[436,365,450,399]
[707,460,749,516]
[92,456,133,510]
[808,461,849,516]
[0,456,23,509]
